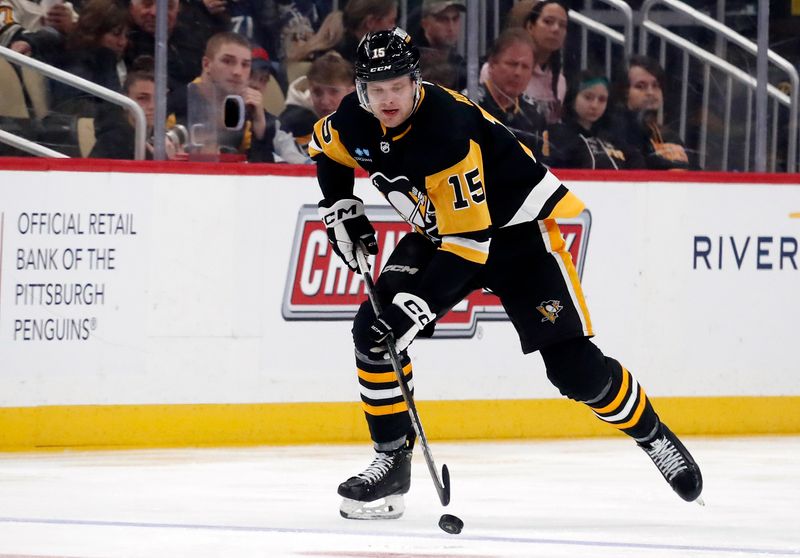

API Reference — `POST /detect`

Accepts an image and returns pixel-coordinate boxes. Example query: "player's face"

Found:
[365,75,416,128]
[526,3,568,57]
[421,7,463,49]
[489,41,534,99]
[310,80,355,117]
[627,66,663,111]
[203,43,252,96]
[574,82,608,129]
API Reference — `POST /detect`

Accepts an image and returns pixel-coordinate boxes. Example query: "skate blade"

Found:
[340,494,405,520]
[695,496,706,507]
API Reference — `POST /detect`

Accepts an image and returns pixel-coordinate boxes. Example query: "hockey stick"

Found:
[355,248,451,507]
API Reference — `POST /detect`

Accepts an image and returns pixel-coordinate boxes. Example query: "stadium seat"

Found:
[0,57,29,118]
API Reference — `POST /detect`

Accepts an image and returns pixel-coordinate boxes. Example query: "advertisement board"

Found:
[0,160,797,446]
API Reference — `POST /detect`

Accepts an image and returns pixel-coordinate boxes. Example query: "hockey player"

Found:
[309,27,703,520]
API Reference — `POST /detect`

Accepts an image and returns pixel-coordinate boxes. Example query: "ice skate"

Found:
[639,423,703,504]
[338,446,412,520]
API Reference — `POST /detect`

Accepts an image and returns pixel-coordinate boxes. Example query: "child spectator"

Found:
[280,50,354,154]
[90,71,184,159]
[473,28,546,153]
[543,70,644,169]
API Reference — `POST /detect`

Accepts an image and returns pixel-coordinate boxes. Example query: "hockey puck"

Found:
[438,513,464,535]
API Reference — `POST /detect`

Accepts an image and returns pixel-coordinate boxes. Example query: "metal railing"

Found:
[0,128,69,157]
[639,0,798,172]
[0,44,147,160]
[572,0,634,77]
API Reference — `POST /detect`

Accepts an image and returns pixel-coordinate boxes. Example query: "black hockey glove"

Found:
[318,197,378,273]
[369,293,436,356]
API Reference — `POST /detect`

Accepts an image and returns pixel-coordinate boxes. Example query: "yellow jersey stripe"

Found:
[441,241,489,264]
[311,116,359,168]
[548,190,586,219]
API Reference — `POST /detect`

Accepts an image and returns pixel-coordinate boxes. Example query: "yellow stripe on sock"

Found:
[613,387,648,430]
[591,368,630,414]
[361,400,409,416]
[358,362,412,384]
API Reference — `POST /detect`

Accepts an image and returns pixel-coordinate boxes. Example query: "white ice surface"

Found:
[0,437,798,557]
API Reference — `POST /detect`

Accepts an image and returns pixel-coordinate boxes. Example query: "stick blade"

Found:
[440,463,451,506]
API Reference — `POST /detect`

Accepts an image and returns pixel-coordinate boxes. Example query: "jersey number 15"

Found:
[448,168,485,210]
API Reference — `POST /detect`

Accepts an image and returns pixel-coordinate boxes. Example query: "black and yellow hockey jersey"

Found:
[309,82,584,268]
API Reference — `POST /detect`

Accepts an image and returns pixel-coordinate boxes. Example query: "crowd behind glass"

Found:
[0,0,787,170]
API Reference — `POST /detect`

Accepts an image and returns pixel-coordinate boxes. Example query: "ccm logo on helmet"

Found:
[370,65,392,72]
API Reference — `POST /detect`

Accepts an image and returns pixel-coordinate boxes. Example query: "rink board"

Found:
[0,159,798,449]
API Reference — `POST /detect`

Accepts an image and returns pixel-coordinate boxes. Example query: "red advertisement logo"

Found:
[282,206,591,337]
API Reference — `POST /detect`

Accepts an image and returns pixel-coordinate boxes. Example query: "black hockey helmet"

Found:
[354,27,422,114]
[355,27,420,83]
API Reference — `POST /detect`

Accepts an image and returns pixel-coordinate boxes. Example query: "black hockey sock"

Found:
[355,350,413,448]
[585,359,660,443]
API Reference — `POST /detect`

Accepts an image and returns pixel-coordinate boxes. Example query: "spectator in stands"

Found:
[543,69,644,169]
[610,54,692,170]
[90,71,184,159]
[418,46,458,89]
[2,0,79,57]
[333,0,396,62]
[473,28,546,153]
[280,50,354,154]
[415,0,466,90]
[523,0,568,124]
[125,0,208,115]
[279,1,343,63]
[183,31,308,162]
[181,0,278,55]
[481,0,568,124]
[49,0,130,116]
[504,0,535,30]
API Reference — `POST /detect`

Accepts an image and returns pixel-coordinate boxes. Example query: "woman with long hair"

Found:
[53,0,130,115]
[544,69,643,169]
[523,0,568,124]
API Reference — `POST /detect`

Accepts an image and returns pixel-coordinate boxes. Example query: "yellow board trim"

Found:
[0,396,799,451]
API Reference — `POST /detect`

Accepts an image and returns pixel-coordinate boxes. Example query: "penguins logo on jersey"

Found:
[537,300,563,323]
[370,172,436,236]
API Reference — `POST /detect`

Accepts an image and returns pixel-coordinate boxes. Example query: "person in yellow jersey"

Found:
[309,27,703,521]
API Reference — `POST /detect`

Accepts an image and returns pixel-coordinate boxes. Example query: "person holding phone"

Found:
[181,31,307,163]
